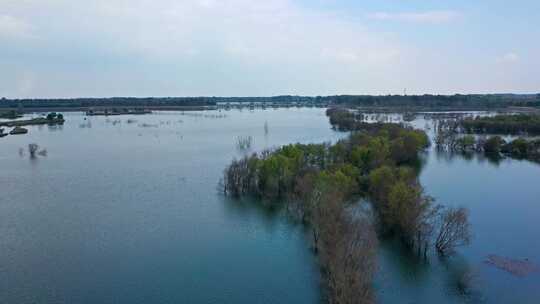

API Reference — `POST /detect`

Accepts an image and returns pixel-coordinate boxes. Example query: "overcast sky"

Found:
[1,0,539,98]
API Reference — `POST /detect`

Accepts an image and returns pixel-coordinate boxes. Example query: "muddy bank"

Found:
[485,255,539,277]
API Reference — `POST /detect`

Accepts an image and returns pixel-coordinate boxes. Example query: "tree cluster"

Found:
[223,110,471,303]
[46,112,64,121]
[4,93,538,111]
[325,94,540,109]
[435,123,540,162]
[461,114,540,135]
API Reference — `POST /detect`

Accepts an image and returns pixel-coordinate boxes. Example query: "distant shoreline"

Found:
[1,94,539,113]
[0,105,218,113]
[2,105,540,114]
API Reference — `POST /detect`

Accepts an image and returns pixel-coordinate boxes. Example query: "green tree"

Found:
[483,136,505,154]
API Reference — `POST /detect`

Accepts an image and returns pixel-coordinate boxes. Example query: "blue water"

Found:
[0,109,343,304]
[1,109,539,303]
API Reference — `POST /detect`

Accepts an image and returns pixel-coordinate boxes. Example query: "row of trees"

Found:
[46,112,64,121]
[0,97,217,109]
[460,114,540,135]
[435,119,540,162]
[326,94,540,109]
[368,165,470,256]
[4,94,538,110]
[223,109,471,303]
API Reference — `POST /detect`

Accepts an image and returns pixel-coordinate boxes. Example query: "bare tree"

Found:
[435,207,471,256]
[28,143,39,158]
[264,121,269,135]
[236,136,253,150]
[313,191,377,304]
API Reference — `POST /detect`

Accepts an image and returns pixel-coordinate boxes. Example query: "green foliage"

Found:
[391,130,429,164]
[368,166,397,205]
[503,138,529,158]
[223,111,470,299]
[386,181,422,229]
[0,110,22,119]
[315,166,359,197]
[483,136,505,154]
[350,146,371,173]
[456,135,476,152]
[224,117,430,203]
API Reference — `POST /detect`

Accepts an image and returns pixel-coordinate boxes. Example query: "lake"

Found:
[1,109,539,303]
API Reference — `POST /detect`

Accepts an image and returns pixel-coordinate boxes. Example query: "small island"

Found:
[0,112,65,128]
[9,126,28,135]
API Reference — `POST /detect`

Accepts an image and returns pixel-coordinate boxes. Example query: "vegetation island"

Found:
[436,114,540,162]
[0,112,64,128]
[0,112,64,138]
[223,108,471,303]
[460,113,540,135]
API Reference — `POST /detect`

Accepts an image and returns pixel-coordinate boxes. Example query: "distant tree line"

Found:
[325,94,540,109]
[223,109,471,303]
[0,110,23,119]
[0,97,218,109]
[2,93,539,110]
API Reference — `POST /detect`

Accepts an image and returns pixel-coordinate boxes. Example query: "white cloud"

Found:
[0,0,406,97]
[368,10,462,24]
[0,1,537,97]
[0,15,33,38]
[496,52,520,63]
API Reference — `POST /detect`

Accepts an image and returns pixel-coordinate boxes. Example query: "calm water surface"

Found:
[1,109,539,303]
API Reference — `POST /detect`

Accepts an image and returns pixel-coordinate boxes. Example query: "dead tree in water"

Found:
[223,156,253,196]
[435,207,471,256]
[434,119,460,150]
[236,136,253,150]
[28,143,39,158]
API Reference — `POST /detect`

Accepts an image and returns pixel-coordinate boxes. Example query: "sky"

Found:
[1,0,539,98]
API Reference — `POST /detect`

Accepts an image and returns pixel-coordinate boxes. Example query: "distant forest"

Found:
[1,94,539,110]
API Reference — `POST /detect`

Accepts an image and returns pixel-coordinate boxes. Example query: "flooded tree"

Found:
[434,119,460,150]
[310,177,376,304]
[223,154,259,197]
[316,199,377,304]
[435,207,471,256]
[223,111,472,303]
[236,136,253,150]
[461,114,540,135]
[28,143,39,158]
[482,136,505,154]
[37,148,48,157]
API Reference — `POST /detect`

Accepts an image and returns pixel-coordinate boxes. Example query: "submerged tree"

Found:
[236,136,253,151]
[312,188,377,304]
[435,207,471,256]
[482,136,505,154]
[28,143,39,158]
[222,111,473,303]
